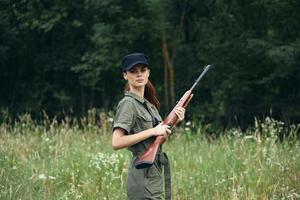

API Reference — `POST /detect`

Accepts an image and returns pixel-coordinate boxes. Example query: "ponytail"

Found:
[144,80,160,109]
[124,80,160,109]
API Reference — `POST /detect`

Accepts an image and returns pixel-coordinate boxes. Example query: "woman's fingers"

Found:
[154,123,171,136]
[166,128,171,135]
[174,110,181,120]
[174,107,185,121]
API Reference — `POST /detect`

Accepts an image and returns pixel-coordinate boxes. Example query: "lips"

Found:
[136,79,144,83]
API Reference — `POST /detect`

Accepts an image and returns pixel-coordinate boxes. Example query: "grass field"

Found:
[0,113,299,200]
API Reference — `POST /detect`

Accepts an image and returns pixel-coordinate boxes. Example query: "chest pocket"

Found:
[134,109,153,132]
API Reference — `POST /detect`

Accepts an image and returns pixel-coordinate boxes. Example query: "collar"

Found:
[125,91,145,104]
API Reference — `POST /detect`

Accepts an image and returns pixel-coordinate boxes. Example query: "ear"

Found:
[147,69,150,78]
[123,72,128,80]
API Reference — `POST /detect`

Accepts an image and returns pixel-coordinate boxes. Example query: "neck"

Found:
[129,86,145,98]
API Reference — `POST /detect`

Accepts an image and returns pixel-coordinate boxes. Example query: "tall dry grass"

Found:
[0,111,299,199]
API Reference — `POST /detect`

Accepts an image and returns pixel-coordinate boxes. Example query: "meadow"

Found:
[0,111,299,200]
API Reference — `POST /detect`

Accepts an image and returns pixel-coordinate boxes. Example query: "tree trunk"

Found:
[161,0,188,109]
[162,39,169,109]
[162,33,176,108]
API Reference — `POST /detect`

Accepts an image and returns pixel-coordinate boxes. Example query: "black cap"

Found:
[122,53,149,71]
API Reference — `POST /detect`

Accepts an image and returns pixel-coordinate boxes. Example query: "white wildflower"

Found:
[244,135,253,139]
[108,118,114,122]
[38,174,47,180]
[48,176,56,180]
[185,121,191,126]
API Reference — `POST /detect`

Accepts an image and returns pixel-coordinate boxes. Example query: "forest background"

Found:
[1,0,300,129]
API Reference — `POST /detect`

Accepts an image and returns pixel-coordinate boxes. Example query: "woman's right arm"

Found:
[112,123,170,150]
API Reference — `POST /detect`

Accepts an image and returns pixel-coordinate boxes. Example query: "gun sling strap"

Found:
[158,151,171,200]
[143,102,171,200]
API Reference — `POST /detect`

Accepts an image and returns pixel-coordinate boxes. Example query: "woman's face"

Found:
[123,64,150,89]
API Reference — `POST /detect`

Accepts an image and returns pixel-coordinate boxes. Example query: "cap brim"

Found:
[123,61,149,71]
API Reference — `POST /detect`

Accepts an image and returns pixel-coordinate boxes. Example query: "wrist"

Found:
[150,128,156,137]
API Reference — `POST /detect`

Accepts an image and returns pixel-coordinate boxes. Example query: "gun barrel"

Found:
[190,65,211,91]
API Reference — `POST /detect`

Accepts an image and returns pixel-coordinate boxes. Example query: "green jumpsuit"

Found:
[113,92,171,200]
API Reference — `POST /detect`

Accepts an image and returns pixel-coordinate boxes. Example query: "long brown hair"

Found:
[124,80,160,109]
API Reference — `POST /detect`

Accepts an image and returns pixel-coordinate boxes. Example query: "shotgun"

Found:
[135,65,212,169]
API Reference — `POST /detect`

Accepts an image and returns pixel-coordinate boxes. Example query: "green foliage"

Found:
[0,0,300,126]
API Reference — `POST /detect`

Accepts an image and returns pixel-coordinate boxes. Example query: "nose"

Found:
[136,70,142,76]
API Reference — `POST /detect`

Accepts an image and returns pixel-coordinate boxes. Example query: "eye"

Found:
[141,67,147,72]
[129,69,136,73]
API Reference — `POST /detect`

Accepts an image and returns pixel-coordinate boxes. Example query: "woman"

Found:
[112,53,185,200]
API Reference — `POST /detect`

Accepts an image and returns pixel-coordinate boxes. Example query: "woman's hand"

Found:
[152,122,171,137]
[174,106,185,122]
